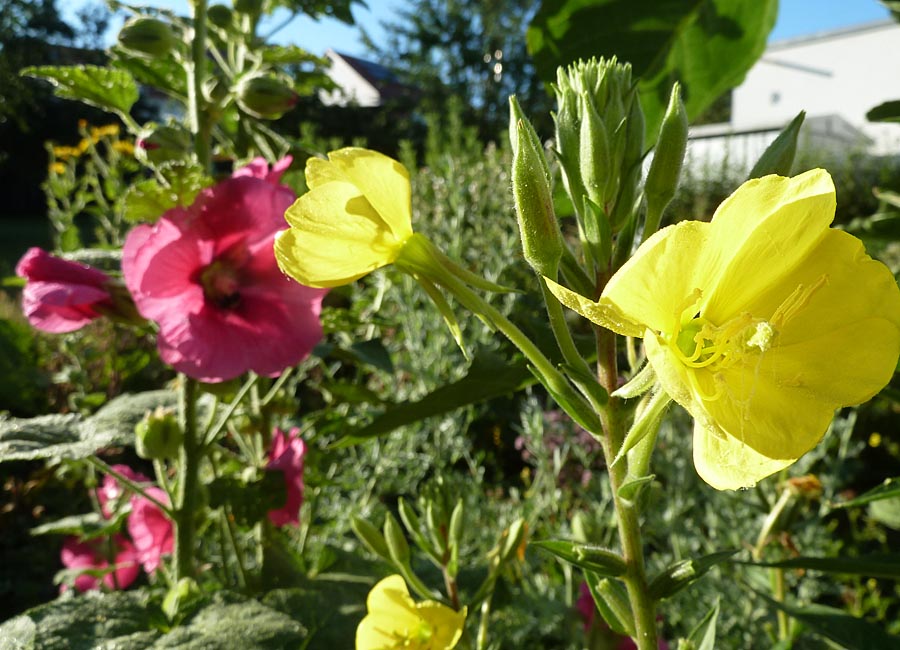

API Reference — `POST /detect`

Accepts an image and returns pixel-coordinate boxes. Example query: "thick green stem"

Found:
[174,376,200,582]
[596,322,659,650]
[189,0,211,171]
[86,457,173,515]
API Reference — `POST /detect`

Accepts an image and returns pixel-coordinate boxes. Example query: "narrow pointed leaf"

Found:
[832,477,900,509]
[739,554,900,579]
[748,111,805,179]
[867,100,900,123]
[751,587,900,649]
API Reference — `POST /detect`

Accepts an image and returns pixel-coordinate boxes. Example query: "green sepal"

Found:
[584,573,635,637]
[531,539,627,576]
[415,275,469,361]
[748,111,805,179]
[350,515,391,560]
[648,550,739,600]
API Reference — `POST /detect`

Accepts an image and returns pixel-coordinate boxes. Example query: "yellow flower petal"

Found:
[305,156,347,189]
[356,575,466,650]
[701,169,836,323]
[692,419,797,490]
[417,602,466,649]
[328,147,413,242]
[602,220,710,335]
[276,181,405,288]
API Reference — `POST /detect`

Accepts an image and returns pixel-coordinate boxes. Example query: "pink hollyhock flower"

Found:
[266,427,306,527]
[16,247,113,333]
[60,535,139,592]
[122,174,328,382]
[127,487,174,573]
[232,155,293,186]
[97,465,152,519]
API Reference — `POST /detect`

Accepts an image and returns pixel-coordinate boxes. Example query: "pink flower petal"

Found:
[266,427,306,527]
[127,487,173,574]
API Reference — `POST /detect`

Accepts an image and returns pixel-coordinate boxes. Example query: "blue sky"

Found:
[63,0,892,57]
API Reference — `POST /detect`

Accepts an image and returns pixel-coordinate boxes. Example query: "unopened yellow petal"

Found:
[276,181,404,287]
[329,148,413,242]
[701,169,835,322]
[603,220,710,335]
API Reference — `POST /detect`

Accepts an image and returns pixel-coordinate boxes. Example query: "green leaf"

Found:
[332,351,535,447]
[531,540,627,576]
[153,592,307,648]
[0,591,160,650]
[111,47,188,99]
[867,100,900,123]
[832,477,900,509]
[869,498,900,530]
[527,0,777,136]
[751,588,900,650]
[738,554,900,579]
[748,111,805,179]
[684,601,719,650]
[0,390,178,462]
[30,513,107,537]
[22,65,139,115]
[648,549,738,600]
[0,616,36,650]
[874,187,900,209]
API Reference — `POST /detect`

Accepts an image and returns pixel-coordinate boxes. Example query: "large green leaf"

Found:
[22,65,139,116]
[739,554,900,579]
[0,591,160,650]
[0,590,308,650]
[332,351,535,447]
[0,390,177,462]
[751,588,900,649]
[527,0,778,135]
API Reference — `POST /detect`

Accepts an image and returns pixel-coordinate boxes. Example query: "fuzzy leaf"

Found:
[23,65,139,115]
[0,390,178,462]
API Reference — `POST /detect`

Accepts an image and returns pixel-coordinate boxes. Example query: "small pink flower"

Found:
[127,487,174,573]
[232,155,293,186]
[16,247,113,333]
[266,427,306,527]
[60,535,139,592]
[122,175,328,382]
[97,465,152,518]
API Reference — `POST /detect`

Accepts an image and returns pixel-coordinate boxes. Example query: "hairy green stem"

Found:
[174,376,200,582]
[596,321,658,650]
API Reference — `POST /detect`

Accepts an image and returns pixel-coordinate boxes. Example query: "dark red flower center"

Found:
[199,259,242,309]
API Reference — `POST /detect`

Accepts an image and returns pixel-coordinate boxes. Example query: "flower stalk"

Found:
[174,376,200,582]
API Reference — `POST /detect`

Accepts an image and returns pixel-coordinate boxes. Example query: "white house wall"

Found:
[318,51,381,107]
[732,21,900,154]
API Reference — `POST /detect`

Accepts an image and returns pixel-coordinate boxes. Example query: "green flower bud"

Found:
[208,4,233,28]
[383,512,410,565]
[135,123,191,166]
[236,74,298,119]
[351,515,391,559]
[643,82,688,242]
[448,498,464,550]
[591,577,635,637]
[509,95,563,278]
[135,406,182,460]
[118,17,177,59]
[233,0,263,14]
[162,577,202,621]
[553,57,644,240]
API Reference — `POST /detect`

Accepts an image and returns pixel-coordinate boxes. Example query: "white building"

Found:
[687,20,900,174]
[318,49,410,107]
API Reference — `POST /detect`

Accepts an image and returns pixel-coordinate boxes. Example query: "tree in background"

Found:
[362,0,553,141]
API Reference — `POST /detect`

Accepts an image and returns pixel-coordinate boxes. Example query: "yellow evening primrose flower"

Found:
[356,575,466,650]
[546,169,900,490]
[275,147,414,288]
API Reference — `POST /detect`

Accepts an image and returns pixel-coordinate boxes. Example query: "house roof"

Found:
[768,19,896,52]
[327,50,413,102]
